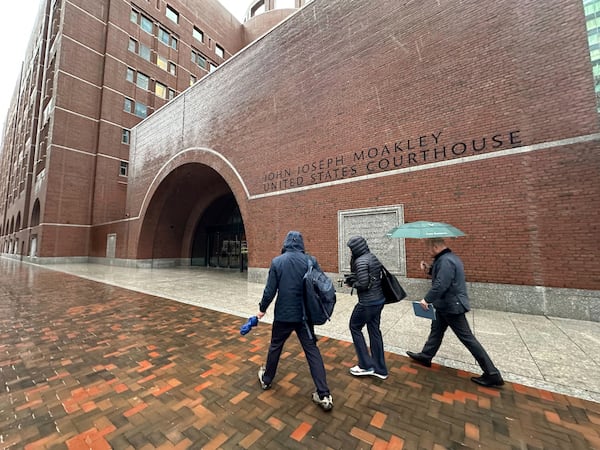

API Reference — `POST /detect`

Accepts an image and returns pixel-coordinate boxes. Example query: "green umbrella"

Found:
[386,221,466,239]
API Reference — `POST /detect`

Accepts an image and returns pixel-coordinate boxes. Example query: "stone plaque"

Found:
[338,205,405,275]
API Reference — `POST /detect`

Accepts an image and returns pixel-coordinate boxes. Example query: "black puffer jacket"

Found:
[259,231,319,322]
[347,236,385,306]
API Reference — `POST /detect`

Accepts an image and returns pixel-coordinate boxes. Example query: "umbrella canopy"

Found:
[386,221,466,239]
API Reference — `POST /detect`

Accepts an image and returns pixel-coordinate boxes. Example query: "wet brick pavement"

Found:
[1,262,599,449]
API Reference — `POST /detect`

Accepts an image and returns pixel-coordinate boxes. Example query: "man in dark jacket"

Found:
[407,238,504,387]
[256,231,333,411]
[346,236,388,379]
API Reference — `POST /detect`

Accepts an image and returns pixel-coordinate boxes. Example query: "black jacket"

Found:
[347,236,385,306]
[425,248,471,314]
[259,231,319,322]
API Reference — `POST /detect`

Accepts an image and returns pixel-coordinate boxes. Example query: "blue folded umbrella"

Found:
[240,316,259,335]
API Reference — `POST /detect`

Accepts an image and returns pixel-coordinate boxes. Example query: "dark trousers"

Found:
[421,311,499,375]
[263,320,330,397]
[349,302,388,376]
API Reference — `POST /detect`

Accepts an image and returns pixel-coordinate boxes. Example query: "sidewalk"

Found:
[38,261,600,403]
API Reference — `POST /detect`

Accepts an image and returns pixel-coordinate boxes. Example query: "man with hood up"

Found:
[256,231,333,411]
[345,236,388,380]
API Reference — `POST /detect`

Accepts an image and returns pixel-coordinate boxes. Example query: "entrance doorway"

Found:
[191,194,247,270]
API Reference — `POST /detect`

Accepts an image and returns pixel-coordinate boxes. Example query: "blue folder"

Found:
[412,301,436,320]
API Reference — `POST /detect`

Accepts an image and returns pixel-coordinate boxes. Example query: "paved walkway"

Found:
[1,258,600,449]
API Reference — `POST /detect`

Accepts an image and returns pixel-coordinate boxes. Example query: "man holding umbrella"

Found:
[407,237,504,387]
[387,222,503,388]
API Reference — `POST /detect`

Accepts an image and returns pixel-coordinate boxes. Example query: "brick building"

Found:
[2,0,599,321]
[0,0,307,260]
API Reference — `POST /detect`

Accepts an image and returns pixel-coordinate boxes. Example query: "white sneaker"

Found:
[349,365,375,376]
[311,392,333,411]
[372,372,388,380]
[258,366,271,390]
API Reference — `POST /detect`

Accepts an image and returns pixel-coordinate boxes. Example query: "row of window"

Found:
[131,6,225,60]
[124,98,150,118]
[128,35,218,77]
[128,37,177,75]
[191,49,217,72]
[131,9,179,50]
[126,67,176,100]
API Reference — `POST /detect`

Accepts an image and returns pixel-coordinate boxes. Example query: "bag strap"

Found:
[302,255,315,340]
[306,254,314,273]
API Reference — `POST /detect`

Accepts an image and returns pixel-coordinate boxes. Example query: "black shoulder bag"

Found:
[380,265,407,304]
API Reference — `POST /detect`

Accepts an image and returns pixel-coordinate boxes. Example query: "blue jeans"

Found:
[349,301,387,376]
[263,321,330,397]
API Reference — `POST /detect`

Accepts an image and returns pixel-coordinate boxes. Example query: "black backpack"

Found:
[303,257,336,325]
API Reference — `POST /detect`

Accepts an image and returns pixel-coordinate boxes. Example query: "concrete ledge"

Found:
[248,267,600,322]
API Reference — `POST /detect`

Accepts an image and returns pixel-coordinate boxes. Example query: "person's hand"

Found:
[419,299,430,310]
[420,261,430,272]
[257,311,265,320]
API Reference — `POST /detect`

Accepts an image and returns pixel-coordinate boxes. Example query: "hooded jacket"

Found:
[347,236,385,305]
[259,231,319,322]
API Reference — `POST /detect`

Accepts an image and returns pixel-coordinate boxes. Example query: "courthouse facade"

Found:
[1,0,599,321]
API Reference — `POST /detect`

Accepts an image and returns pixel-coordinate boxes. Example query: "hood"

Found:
[347,235,369,257]
[282,230,305,253]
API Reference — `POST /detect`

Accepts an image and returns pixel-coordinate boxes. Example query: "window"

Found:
[166,5,179,24]
[125,98,148,118]
[190,75,197,86]
[193,27,203,43]
[120,161,129,177]
[157,54,168,70]
[126,67,134,82]
[168,62,176,76]
[130,10,139,23]
[140,15,153,34]
[136,72,149,90]
[191,50,206,69]
[158,28,170,45]
[128,38,137,53]
[215,44,224,58]
[155,81,167,99]
[134,102,148,118]
[158,28,178,50]
[140,44,151,61]
[168,89,176,100]
[209,63,217,72]
[124,98,133,113]
[122,129,130,144]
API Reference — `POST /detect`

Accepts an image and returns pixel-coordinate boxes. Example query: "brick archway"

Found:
[130,148,250,263]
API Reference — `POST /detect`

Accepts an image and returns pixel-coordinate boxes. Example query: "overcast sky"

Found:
[0,0,248,133]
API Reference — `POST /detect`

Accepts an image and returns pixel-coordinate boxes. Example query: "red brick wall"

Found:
[126,0,600,290]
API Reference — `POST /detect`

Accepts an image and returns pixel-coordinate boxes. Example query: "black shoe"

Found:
[406,351,432,367]
[471,373,504,388]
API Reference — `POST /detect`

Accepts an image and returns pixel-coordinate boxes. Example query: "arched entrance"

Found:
[136,162,247,270]
[191,193,247,270]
